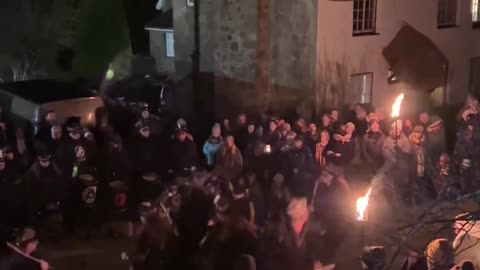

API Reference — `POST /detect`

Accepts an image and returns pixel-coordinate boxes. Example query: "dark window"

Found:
[438,0,457,28]
[470,57,480,95]
[350,73,373,103]
[353,0,377,35]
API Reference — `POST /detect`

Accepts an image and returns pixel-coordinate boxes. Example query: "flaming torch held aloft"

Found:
[391,93,405,145]
[391,93,405,119]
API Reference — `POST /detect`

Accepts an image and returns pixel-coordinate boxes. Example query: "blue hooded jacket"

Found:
[203,136,223,166]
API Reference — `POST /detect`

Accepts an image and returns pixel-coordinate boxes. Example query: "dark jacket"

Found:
[234,125,249,153]
[25,161,65,225]
[262,131,281,148]
[98,147,132,183]
[214,145,243,180]
[128,135,160,174]
[0,252,42,270]
[325,134,355,166]
[362,131,386,167]
[56,137,95,177]
[168,139,198,173]
[305,132,320,156]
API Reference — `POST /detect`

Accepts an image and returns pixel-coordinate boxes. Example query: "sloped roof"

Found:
[145,9,173,31]
[383,24,448,91]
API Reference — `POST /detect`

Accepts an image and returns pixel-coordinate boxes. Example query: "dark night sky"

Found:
[122,0,158,55]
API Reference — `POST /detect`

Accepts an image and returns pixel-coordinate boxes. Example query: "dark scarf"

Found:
[367,131,383,141]
[208,135,223,145]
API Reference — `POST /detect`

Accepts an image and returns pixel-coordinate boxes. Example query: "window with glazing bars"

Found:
[353,0,377,35]
[472,0,480,25]
[438,0,457,27]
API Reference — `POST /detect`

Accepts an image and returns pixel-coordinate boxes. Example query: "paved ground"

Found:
[42,237,129,270]
[36,165,477,270]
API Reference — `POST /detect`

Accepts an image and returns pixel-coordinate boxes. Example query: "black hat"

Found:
[15,228,38,247]
[37,149,51,161]
[66,117,82,132]
[175,123,188,133]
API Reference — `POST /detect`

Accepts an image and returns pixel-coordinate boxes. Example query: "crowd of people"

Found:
[2,93,480,270]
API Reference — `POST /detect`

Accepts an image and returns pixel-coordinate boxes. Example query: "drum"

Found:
[78,174,99,208]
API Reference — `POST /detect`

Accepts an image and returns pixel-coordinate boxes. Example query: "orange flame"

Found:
[391,93,405,118]
[356,187,372,222]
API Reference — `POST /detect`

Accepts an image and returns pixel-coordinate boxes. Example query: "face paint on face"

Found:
[75,145,86,160]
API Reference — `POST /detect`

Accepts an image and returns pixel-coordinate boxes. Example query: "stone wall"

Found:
[214,75,309,117]
[199,0,214,72]
[149,31,175,73]
[211,0,257,83]
[172,0,194,79]
[270,0,318,91]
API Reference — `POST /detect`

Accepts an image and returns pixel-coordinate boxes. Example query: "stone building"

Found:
[146,0,480,117]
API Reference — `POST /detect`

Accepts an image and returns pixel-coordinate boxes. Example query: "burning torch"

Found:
[356,187,372,248]
[391,93,405,145]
